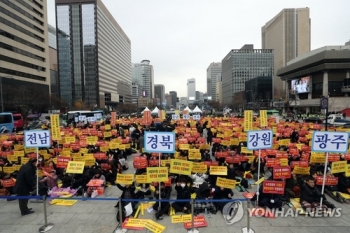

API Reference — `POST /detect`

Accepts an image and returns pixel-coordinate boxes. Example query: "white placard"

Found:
[192,115,200,120]
[24,130,51,148]
[144,132,175,153]
[247,130,273,150]
[312,131,349,153]
[182,114,190,120]
[172,114,179,120]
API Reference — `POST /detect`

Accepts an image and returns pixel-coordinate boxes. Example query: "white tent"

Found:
[192,106,202,113]
[183,106,192,113]
[151,107,159,114]
[141,107,151,114]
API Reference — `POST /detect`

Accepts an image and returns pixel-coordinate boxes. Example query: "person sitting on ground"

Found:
[115,183,136,208]
[300,176,335,212]
[285,173,301,198]
[39,169,58,190]
[212,185,234,212]
[172,179,191,214]
[337,172,350,194]
[135,183,151,199]
[154,182,171,220]
[92,169,106,186]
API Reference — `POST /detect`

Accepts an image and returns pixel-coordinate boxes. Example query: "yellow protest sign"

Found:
[3,166,16,174]
[210,166,227,175]
[100,146,109,152]
[144,219,166,233]
[247,156,255,163]
[179,144,189,150]
[104,124,111,130]
[25,148,36,153]
[188,152,201,160]
[260,110,267,127]
[104,132,112,138]
[116,174,134,185]
[86,136,98,145]
[192,164,207,173]
[50,114,61,140]
[124,218,148,228]
[135,175,149,183]
[7,155,18,162]
[280,158,288,166]
[346,165,350,177]
[244,110,253,131]
[171,214,192,223]
[331,161,347,174]
[310,154,326,164]
[216,177,237,189]
[293,166,310,175]
[21,157,29,164]
[66,161,85,174]
[278,139,290,146]
[147,167,168,182]
[241,147,253,154]
[170,159,193,176]
[65,137,76,144]
[84,158,96,167]
[13,151,24,157]
[14,145,24,150]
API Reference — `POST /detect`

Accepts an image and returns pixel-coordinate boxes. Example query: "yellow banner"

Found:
[144,219,166,233]
[21,157,29,164]
[310,154,326,164]
[247,156,255,163]
[50,114,61,140]
[105,124,111,130]
[160,160,170,167]
[210,166,227,175]
[25,148,36,153]
[116,174,134,185]
[278,139,290,146]
[191,164,207,173]
[260,110,267,127]
[188,152,201,160]
[170,159,193,176]
[230,138,239,146]
[135,175,149,183]
[3,166,16,174]
[124,219,148,228]
[179,144,189,150]
[64,136,76,144]
[147,167,168,182]
[293,166,310,175]
[244,110,253,131]
[109,143,119,149]
[346,165,350,177]
[13,150,24,157]
[280,158,288,166]
[241,147,253,154]
[84,158,96,167]
[104,132,112,138]
[86,136,98,145]
[331,161,347,174]
[66,161,85,174]
[171,214,192,223]
[7,155,18,162]
[216,177,237,189]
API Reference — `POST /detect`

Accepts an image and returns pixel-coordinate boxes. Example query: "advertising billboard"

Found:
[291,76,312,94]
[142,90,147,97]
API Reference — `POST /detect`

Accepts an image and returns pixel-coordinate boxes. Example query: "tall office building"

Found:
[56,0,132,108]
[262,8,310,99]
[0,0,50,96]
[187,78,196,103]
[154,84,165,106]
[131,82,142,105]
[206,62,221,101]
[221,44,274,106]
[132,60,154,99]
[48,25,59,99]
[169,91,177,107]
[165,93,172,108]
[215,73,222,104]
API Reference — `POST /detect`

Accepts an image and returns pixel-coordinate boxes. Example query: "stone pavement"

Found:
[1,154,350,233]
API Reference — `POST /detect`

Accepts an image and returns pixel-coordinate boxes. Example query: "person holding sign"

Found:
[172,178,191,214]
[13,158,37,216]
[212,185,234,212]
[115,183,136,209]
[154,182,171,220]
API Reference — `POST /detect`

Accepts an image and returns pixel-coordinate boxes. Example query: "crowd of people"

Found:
[0,114,349,220]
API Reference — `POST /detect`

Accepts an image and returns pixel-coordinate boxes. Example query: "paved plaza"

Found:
[1,154,350,233]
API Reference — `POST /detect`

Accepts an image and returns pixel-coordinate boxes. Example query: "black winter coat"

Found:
[14,162,36,195]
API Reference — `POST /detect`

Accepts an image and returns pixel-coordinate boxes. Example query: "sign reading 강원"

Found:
[209,166,227,175]
[170,159,193,176]
[147,167,168,182]
[116,174,134,185]
[216,177,237,189]
[66,161,85,174]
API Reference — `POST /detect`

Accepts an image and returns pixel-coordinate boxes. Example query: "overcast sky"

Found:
[47,0,350,97]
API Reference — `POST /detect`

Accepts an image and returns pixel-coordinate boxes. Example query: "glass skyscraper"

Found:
[221,44,274,106]
[56,0,131,108]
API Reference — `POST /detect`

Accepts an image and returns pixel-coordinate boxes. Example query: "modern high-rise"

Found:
[154,84,165,106]
[215,73,222,104]
[56,0,132,108]
[262,8,311,99]
[169,91,177,107]
[207,62,222,101]
[48,25,59,99]
[132,60,154,99]
[131,82,142,105]
[187,78,196,103]
[221,44,274,106]
[0,0,50,95]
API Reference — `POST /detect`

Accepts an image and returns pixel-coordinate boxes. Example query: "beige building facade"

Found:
[262,8,310,99]
[0,0,50,88]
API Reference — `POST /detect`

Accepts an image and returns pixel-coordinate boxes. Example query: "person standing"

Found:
[14,158,37,216]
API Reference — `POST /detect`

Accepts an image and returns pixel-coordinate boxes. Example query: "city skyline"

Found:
[47,0,350,97]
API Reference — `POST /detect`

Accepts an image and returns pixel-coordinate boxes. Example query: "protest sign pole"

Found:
[39,195,54,233]
[187,198,199,233]
[319,152,329,207]
[36,147,39,196]
[256,149,261,206]
[158,152,161,210]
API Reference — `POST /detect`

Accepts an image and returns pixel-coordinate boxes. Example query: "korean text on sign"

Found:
[146,167,168,182]
[192,115,200,120]
[262,180,285,195]
[312,131,349,153]
[144,132,175,153]
[24,130,51,148]
[247,130,273,150]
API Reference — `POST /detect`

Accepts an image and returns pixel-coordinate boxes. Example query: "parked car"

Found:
[304,117,323,124]
[13,113,24,131]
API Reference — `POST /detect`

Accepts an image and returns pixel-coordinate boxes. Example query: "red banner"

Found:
[266,158,280,167]
[111,112,117,127]
[1,178,15,187]
[273,166,291,179]
[56,156,71,168]
[291,161,309,168]
[328,154,340,162]
[93,152,107,160]
[275,153,288,159]
[143,111,151,125]
[316,176,338,186]
[184,215,208,229]
[225,156,242,164]
[344,154,350,161]
[262,180,285,194]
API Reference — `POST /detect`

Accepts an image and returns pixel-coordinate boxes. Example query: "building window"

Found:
[0,67,46,81]
[0,29,45,52]
[0,42,45,62]
[312,82,323,99]
[0,55,46,71]
[328,81,344,97]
